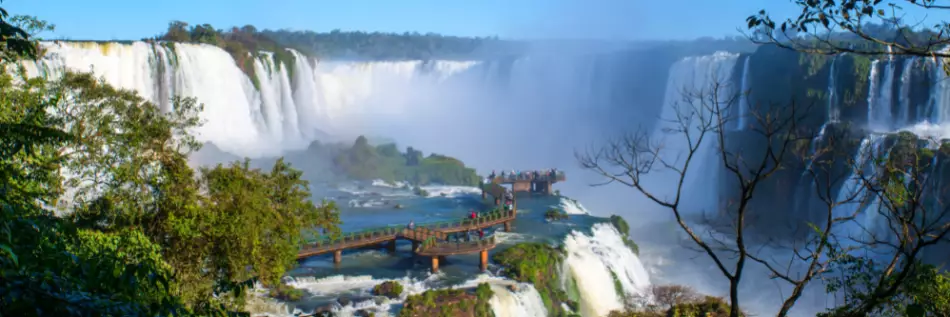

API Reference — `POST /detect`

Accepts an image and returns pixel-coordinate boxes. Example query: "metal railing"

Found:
[488,171,565,182]
[302,209,515,251]
[417,235,497,254]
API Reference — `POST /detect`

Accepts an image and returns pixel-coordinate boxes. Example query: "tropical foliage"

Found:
[332,135,481,186]
[1,10,339,316]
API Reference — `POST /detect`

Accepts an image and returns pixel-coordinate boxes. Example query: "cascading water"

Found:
[827,56,839,122]
[562,223,651,317]
[21,41,485,157]
[737,56,751,130]
[898,57,916,126]
[868,52,897,131]
[649,52,739,213]
[489,284,549,317]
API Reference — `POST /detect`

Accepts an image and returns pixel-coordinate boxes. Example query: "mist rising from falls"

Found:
[25,42,497,158]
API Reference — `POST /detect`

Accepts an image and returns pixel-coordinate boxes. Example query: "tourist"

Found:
[478,229,484,240]
[470,210,477,219]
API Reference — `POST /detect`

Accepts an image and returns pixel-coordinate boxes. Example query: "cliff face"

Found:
[712,44,950,244]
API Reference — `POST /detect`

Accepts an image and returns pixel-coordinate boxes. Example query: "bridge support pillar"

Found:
[480,250,488,272]
[504,221,512,232]
[482,190,486,199]
[387,240,396,253]
[333,250,342,265]
[431,256,440,273]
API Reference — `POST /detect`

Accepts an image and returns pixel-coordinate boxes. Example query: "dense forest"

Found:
[1,12,341,316]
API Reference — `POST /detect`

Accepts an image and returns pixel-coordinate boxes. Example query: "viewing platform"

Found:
[297,209,517,272]
[485,170,565,195]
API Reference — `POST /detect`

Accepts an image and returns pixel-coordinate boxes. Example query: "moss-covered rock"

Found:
[545,208,569,221]
[268,283,304,302]
[398,284,494,317]
[372,281,404,299]
[493,243,573,316]
[609,215,639,255]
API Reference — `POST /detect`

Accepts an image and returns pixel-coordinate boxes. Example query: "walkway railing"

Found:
[300,209,516,254]
[489,171,565,183]
[417,236,497,256]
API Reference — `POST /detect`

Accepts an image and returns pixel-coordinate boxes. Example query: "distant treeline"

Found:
[151,21,524,60]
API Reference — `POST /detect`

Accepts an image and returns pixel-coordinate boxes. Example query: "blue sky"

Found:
[4,0,942,41]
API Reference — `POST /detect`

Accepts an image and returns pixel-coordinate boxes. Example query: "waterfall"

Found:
[827,56,839,122]
[866,60,881,128]
[868,54,896,131]
[833,135,885,241]
[562,223,651,317]
[737,56,751,130]
[21,41,486,157]
[650,52,739,212]
[898,57,916,126]
[489,284,549,317]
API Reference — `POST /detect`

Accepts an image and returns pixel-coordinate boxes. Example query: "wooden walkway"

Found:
[416,236,497,257]
[297,209,516,264]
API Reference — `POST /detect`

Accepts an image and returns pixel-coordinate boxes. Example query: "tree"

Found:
[576,74,865,316]
[816,132,950,316]
[746,0,950,61]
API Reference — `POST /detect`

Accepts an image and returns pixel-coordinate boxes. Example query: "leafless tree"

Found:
[746,0,950,63]
[817,132,950,316]
[575,76,872,317]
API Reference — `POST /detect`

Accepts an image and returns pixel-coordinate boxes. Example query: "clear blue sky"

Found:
[5,0,943,41]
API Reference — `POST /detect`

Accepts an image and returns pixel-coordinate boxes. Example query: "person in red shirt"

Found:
[470,210,477,219]
[478,229,484,239]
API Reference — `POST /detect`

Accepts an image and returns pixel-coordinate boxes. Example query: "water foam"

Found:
[558,197,591,215]
[563,223,652,316]
[489,283,549,317]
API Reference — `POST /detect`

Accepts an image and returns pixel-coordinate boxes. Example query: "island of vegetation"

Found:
[398,283,494,317]
[492,243,580,317]
[319,135,480,186]
[372,280,405,300]
[544,208,570,221]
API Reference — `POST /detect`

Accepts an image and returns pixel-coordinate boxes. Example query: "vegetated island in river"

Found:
[239,135,481,188]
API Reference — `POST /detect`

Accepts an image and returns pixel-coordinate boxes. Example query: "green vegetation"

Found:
[372,280,405,299]
[609,215,639,255]
[607,296,736,317]
[262,29,515,60]
[493,243,577,317]
[608,284,740,317]
[332,135,481,186]
[1,11,340,316]
[544,208,569,221]
[156,21,298,90]
[269,283,305,302]
[398,284,494,317]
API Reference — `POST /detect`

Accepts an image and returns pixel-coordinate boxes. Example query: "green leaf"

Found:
[0,243,17,266]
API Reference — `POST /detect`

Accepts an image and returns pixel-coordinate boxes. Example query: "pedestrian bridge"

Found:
[297,208,516,272]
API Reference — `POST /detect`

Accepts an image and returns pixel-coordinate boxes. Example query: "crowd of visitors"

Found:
[487,168,563,181]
